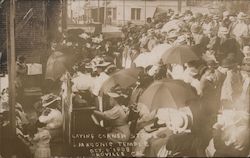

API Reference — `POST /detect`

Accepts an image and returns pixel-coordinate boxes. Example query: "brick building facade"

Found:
[0,0,63,72]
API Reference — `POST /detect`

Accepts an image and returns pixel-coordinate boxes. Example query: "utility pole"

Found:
[7,0,16,157]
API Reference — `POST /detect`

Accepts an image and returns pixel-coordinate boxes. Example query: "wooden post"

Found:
[177,0,182,13]
[123,0,125,25]
[62,0,67,31]
[145,0,146,24]
[97,0,100,22]
[104,0,107,26]
[7,0,16,157]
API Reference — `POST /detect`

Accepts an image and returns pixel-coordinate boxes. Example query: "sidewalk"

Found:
[102,25,123,39]
[102,25,122,33]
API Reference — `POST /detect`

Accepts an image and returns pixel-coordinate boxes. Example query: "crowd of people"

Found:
[1,8,250,157]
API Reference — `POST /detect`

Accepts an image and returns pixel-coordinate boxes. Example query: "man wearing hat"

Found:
[93,85,130,143]
[231,12,249,48]
[219,57,242,109]
[209,14,220,33]
[216,26,240,63]
[242,45,250,58]
[16,55,27,102]
[191,23,207,45]
[221,11,232,28]
[183,10,193,22]
[237,58,250,112]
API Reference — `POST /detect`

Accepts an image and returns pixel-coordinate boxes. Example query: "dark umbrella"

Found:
[161,45,199,64]
[45,51,76,81]
[99,67,143,95]
[138,79,197,111]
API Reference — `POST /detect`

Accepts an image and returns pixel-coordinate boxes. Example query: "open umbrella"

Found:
[138,79,197,111]
[45,51,69,81]
[161,19,182,33]
[99,67,143,95]
[161,45,199,65]
[134,44,171,68]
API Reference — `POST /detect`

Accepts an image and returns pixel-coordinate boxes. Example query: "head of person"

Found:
[183,10,193,21]
[242,46,250,58]
[104,64,117,75]
[131,44,140,54]
[237,12,247,23]
[156,107,193,134]
[146,17,152,24]
[17,55,26,64]
[136,70,153,88]
[223,11,230,19]
[166,30,179,44]
[96,61,111,74]
[105,41,112,48]
[218,26,229,38]
[107,85,129,107]
[191,24,202,35]
[41,93,61,110]
[194,12,203,21]
[184,61,200,79]
[229,14,237,23]
[240,58,250,78]
[220,57,237,71]
[203,25,217,38]
[212,14,220,22]
[206,59,219,70]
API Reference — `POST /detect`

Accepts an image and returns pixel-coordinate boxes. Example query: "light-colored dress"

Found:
[33,128,51,158]
[103,105,130,143]
[39,108,63,130]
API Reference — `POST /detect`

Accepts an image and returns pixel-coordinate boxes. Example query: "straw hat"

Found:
[223,11,230,17]
[206,60,219,68]
[237,12,247,20]
[212,14,220,20]
[241,64,250,74]
[191,24,202,34]
[107,85,129,98]
[164,107,193,133]
[242,46,250,57]
[220,58,237,68]
[184,10,193,16]
[41,94,61,107]
[218,26,229,35]
[104,64,117,74]
[167,30,180,39]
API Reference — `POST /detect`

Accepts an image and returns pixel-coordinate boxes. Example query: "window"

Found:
[113,8,117,20]
[186,0,202,6]
[131,8,141,20]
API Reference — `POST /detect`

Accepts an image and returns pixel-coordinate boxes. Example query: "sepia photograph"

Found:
[0,0,250,157]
